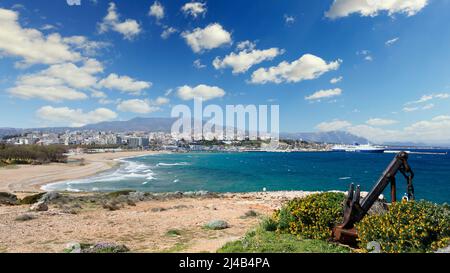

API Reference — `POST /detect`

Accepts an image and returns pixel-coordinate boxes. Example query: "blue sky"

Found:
[0,0,450,144]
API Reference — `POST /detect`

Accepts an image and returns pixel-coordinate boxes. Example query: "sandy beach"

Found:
[0,151,161,195]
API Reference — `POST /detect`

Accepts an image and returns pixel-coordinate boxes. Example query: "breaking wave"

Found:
[43,158,155,192]
[156,162,190,167]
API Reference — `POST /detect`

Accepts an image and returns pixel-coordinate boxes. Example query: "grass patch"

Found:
[162,242,189,253]
[107,190,135,198]
[218,228,350,253]
[240,210,259,219]
[166,229,183,237]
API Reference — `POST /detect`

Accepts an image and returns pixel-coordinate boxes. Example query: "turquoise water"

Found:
[45,151,450,204]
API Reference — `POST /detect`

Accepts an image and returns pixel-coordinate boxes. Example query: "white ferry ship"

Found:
[331,143,386,153]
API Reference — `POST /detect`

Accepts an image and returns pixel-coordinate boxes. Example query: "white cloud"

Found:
[181,2,207,18]
[0,8,81,66]
[403,103,434,112]
[98,73,152,95]
[405,93,449,105]
[27,60,102,89]
[7,59,103,102]
[8,85,87,102]
[177,84,225,101]
[357,50,373,61]
[91,90,107,98]
[366,118,398,126]
[62,35,110,56]
[403,116,450,144]
[250,54,342,84]
[305,88,342,101]
[402,93,448,112]
[284,15,295,25]
[181,23,232,53]
[117,99,159,114]
[153,96,170,105]
[37,106,117,127]
[236,40,256,51]
[326,0,429,19]
[193,59,206,69]
[161,26,177,39]
[213,46,284,74]
[315,120,352,132]
[330,76,343,84]
[67,0,81,6]
[316,115,450,145]
[99,2,141,40]
[385,37,399,46]
[149,1,164,20]
[40,24,57,31]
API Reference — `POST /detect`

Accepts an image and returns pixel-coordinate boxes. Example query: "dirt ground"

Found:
[0,191,315,253]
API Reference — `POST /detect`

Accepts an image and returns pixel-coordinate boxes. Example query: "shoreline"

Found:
[0,150,161,195]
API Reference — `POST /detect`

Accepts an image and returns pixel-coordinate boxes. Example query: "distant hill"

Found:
[281,131,369,145]
[0,128,23,137]
[81,117,177,132]
[0,118,177,137]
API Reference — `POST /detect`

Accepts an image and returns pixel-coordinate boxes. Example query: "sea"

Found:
[44,150,450,204]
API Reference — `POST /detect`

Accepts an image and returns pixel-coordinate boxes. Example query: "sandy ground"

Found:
[0,151,160,194]
[0,191,315,253]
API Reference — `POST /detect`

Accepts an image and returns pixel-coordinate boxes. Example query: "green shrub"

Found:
[166,229,182,237]
[357,200,450,253]
[274,192,345,240]
[218,228,350,253]
[243,210,259,218]
[107,190,135,198]
[260,217,278,232]
[20,192,46,205]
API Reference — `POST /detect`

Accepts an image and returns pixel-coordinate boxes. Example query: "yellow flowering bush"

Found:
[357,200,450,253]
[275,192,345,240]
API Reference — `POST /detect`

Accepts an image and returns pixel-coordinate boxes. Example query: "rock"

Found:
[204,220,230,230]
[61,205,79,215]
[102,201,121,211]
[197,191,209,196]
[30,201,48,212]
[128,191,146,202]
[368,200,388,215]
[0,192,19,205]
[435,245,450,253]
[244,210,259,217]
[15,214,36,222]
[83,243,129,253]
[39,192,61,203]
[65,242,81,253]
[366,241,382,253]
[151,207,166,212]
